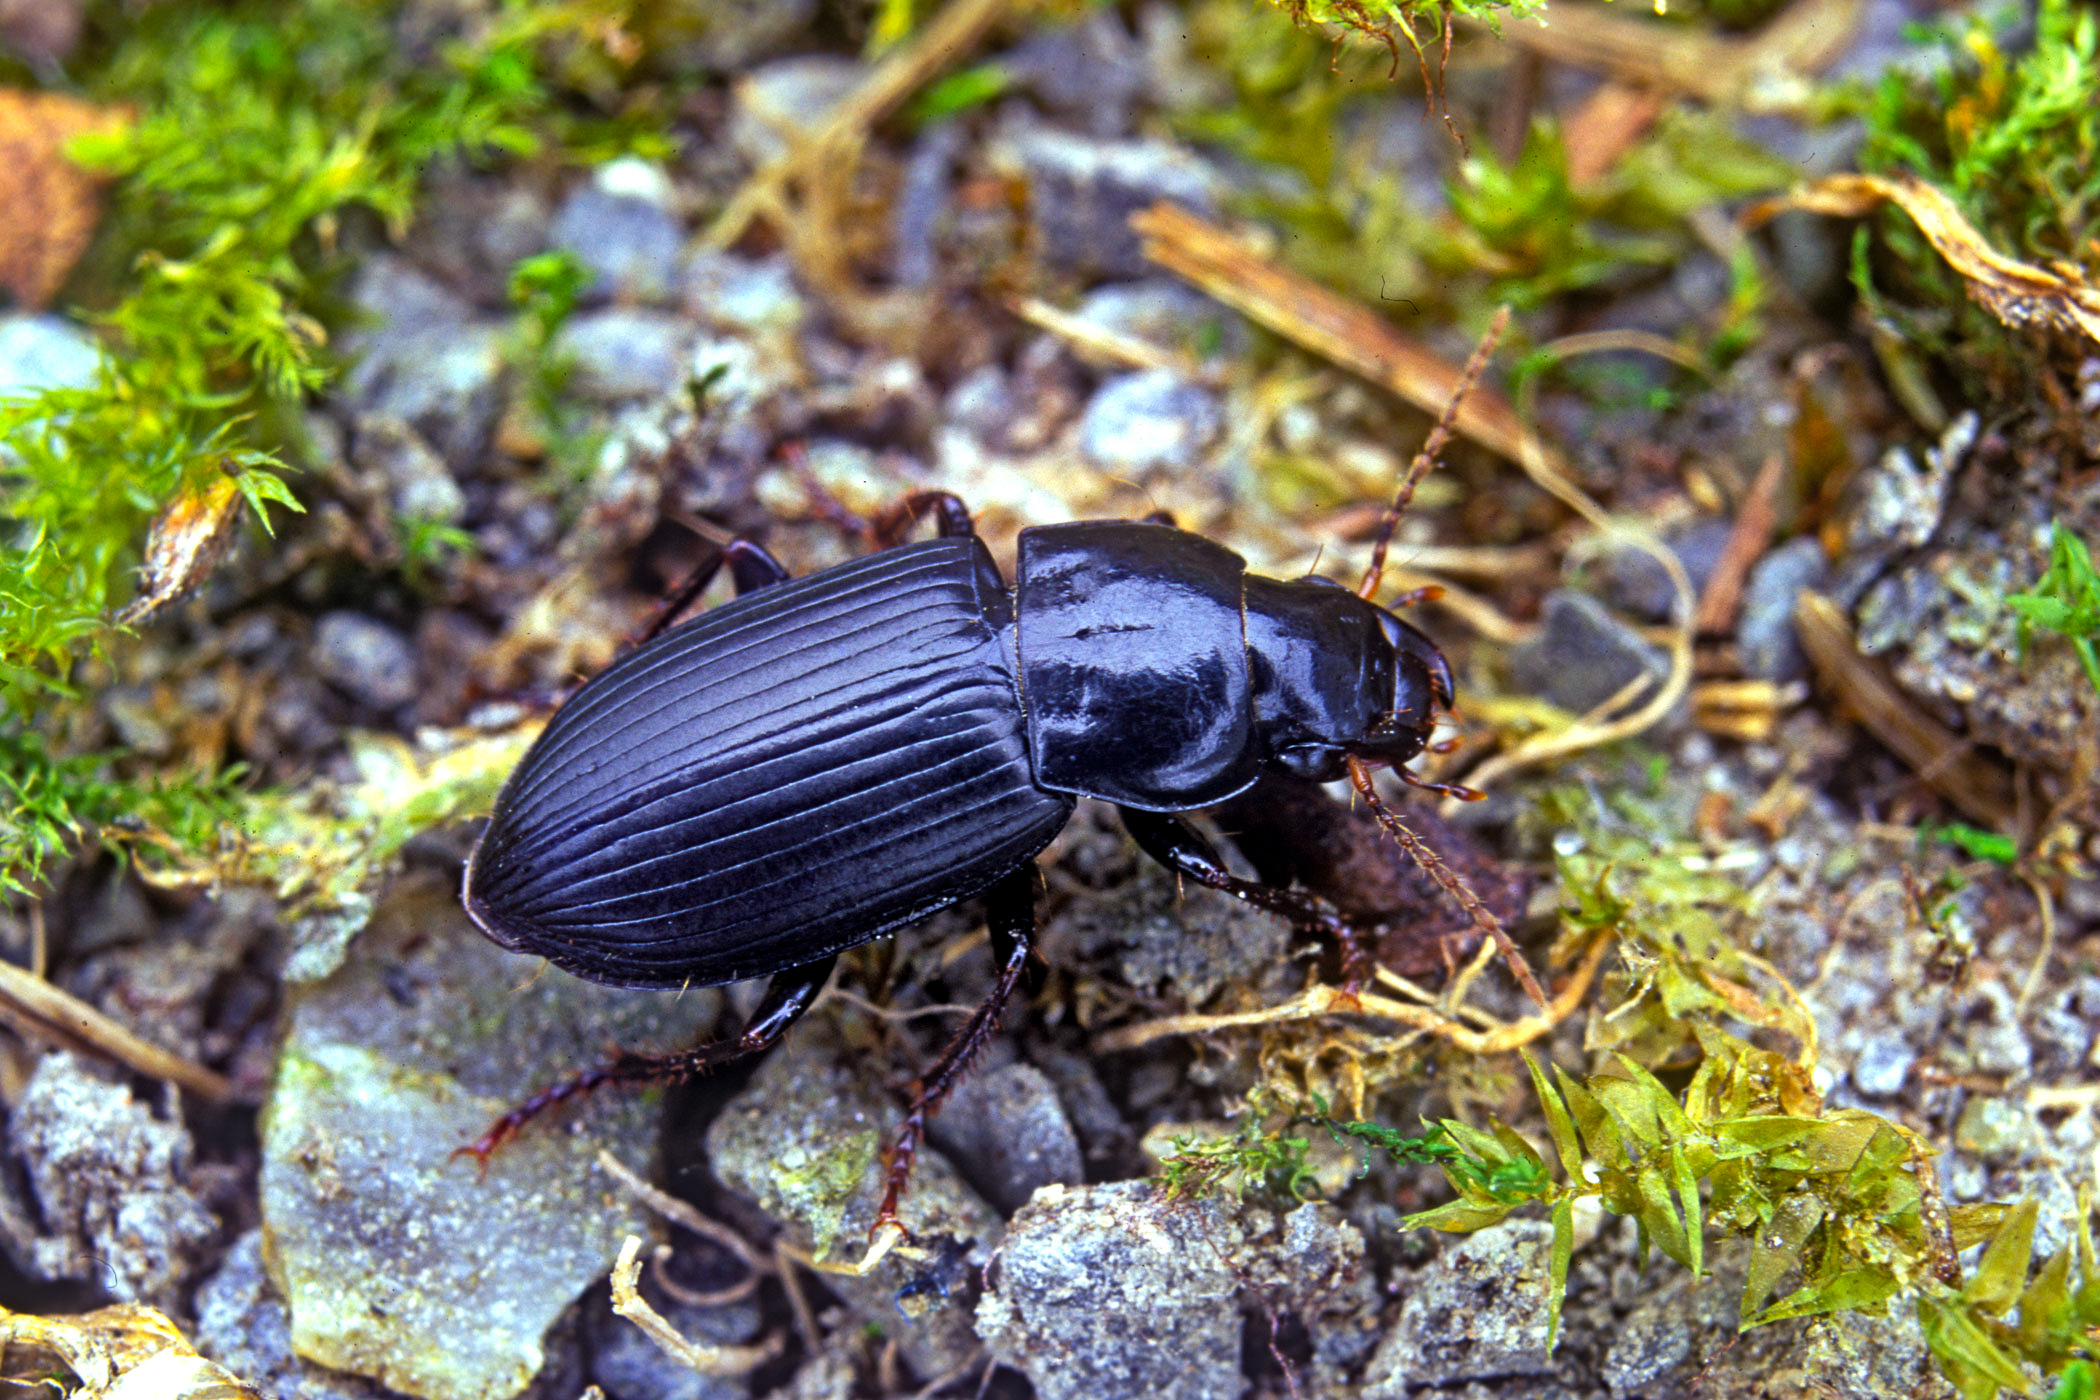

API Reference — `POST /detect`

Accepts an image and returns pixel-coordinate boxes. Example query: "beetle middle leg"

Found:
[1118,807,1377,993]
[457,954,838,1169]
[872,863,1035,1241]
[635,538,792,648]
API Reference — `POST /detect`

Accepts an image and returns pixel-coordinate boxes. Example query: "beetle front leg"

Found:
[872,864,1036,1242]
[635,538,793,648]
[1118,807,1377,995]
[457,954,838,1169]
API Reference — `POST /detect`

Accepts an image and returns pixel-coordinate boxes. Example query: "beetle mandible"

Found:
[459,330,1506,1247]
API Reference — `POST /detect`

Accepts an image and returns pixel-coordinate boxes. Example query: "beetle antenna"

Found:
[1345,755,1546,1007]
[1357,306,1511,601]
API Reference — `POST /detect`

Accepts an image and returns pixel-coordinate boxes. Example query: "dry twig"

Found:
[0,958,231,1102]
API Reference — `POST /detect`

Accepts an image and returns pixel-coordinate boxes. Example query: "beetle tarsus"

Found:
[1397,768,1485,802]
[873,865,1035,1236]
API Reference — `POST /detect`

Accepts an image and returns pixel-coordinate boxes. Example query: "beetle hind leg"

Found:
[872,864,1036,1242]
[1119,807,1378,994]
[456,954,838,1170]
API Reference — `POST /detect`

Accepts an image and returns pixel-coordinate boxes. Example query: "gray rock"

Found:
[731,56,863,167]
[707,1038,1000,1379]
[943,364,1019,446]
[7,1050,216,1309]
[649,0,817,73]
[101,683,173,758]
[1072,280,1246,366]
[975,1181,1244,1400]
[996,125,1223,278]
[1002,10,1148,138]
[1363,1220,1558,1395]
[925,1063,1084,1215]
[678,250,806,338]
[1599,1265,1736,1397]
[1080,369,1223,473]
[1850,1034,1915,1098]
[260,872,721,1400]
[349,414,466,526]
[195,1232,394,1400]
[557,308,698,402]
[1043,856,1292,1006]
[1739,535,1829,682]
[311,611,419,711]
[892,119,966,290]
[1506,590,1671,717]
[0,313,101,399]
[341,256,506,469]
[549,160,686,306]
[1599,519,1733,623]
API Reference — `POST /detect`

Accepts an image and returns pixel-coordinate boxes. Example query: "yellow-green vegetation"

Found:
[2008,521,2100,697]
[0,0,641,892]
[1157,781,2098,1397]
[1855,0,2099,389]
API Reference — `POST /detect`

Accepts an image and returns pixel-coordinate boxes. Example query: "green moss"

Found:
[1853,0,2100,391]
[0,0,645,891]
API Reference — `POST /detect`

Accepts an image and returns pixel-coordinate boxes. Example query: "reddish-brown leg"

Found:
[869,490,975,546]
[1119,807,1377,995]
[632,538,790,651]
[457,955,838,1169]
[873,865,1035,1239]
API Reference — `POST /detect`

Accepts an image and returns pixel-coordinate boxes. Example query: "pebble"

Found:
[349,414,465,526]
[340,256,506,469]
[925,1062,1084,1215]
[654,0,816,73]
[1071,279,1246,367]
[678,249,806,338]
[1849,1034,1915,1097]
[1363,1220,1558,1395]
[9,1051,217,1309]
[1505,589,1672,717]
[731,56,863,166]
[260,874,719,1400]
[1599,519,1734,622]
[1739,535,1829,682]
[0,313,101,400]
[194,1232,395,1400]
[891,119,965,290]
[1079,369,1223,474]
[995,123,1222,277]
[548,160,686,306]
[556,308,698,402]
[1000,9,1148,138]
[975,1181,1246,1400]
[310,611,420,711]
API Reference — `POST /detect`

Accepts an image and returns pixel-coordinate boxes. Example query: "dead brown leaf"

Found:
[116,470,245,627]
[1752,171,2100,349]
[0,1301,261,1398]
[0,87,127,309]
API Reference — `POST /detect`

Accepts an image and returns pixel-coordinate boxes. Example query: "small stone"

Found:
[926,1063,1084,1215]
[1044,857,1292,1006]
[1739,535,1829,682]
[349,414,466,525]
[996,124,1223,278]
[1505,590,1672,718]
[943,364,1019,446]
[1070,280,1246,367]
[678,250,806,338]
[1954,1096,2034,1161]
[310,612,419,711]
[548,161,686,306]
[647,0,817,73]
[340,256,507,469]
[1850,1034,1915,1097]
[195,1231,394,1400]
[0,313,101,399]
[100,683,173,758]
[975,1181,1244,1400]
[1599,519,1734,623]
[556,308,697,401]
[9,1051,217,1309]
[1080,369,1223,473]
[708,1038,1000,1380]
[1001,10,1148,138]
[261,873,720,1400]
[1363,1220,1557,1395]
[731,56,863,166]
[891,120,965,290]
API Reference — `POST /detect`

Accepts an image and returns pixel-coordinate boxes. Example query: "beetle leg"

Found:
[1118,807,1376,995]
[872,864,1035,1241]
[635,538,793,648]
[455,954,838,1170]
[870,490,975,546]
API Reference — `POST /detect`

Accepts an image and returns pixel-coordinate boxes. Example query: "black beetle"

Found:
[460,489,1468,1238]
